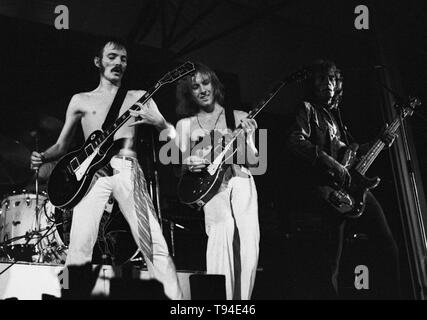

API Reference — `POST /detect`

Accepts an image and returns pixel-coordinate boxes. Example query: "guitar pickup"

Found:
[84,144,95,156]
[329,191,353,207]
[70,158,80,171]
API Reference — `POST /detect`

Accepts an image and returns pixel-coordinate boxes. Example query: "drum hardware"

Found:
[0,115,67,265]
[0,192,69,264]
[162,218,189,258]
[32,219,67,264]
[33,131,42,250]
[0,229,42,275]
[0,223,67,276]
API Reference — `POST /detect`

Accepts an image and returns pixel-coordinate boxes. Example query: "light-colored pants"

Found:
[203,167,260,300]
[65,156,183,300]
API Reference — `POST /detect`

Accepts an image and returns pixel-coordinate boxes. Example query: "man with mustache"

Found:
[30,39,183,300]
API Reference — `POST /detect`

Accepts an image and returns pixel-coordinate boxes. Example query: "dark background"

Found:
[0,0,427,299]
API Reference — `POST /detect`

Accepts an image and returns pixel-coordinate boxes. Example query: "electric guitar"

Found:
[318,97,421,219]
[48,61,195,209]
[177,68,311,208]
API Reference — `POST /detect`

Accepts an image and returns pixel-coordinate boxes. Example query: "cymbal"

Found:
[17,114,63,151]
[0,134,32,186]
[37,114,63,134]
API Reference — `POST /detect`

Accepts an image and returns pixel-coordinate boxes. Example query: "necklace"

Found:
[196,108,224,132]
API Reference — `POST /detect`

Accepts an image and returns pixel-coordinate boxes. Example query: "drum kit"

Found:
[0,113,187,266]
[0,115,68,264]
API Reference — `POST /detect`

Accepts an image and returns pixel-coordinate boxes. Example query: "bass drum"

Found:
[0,193,46,247]
[0,193,138,265]
[0,192,67,264]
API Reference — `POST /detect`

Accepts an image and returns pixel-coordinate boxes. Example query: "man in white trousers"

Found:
[30,39,183,300]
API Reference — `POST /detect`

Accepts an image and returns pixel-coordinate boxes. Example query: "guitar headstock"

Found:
[409,97,421,109]
[159,61,195,85]
[401,96,421,116]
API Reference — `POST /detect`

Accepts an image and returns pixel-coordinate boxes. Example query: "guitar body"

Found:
[317,165,381,219]
[48,131,116,209]
[316,97,421,218]
[178,164,230,208]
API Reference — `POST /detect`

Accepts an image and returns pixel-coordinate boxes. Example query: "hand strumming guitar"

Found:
[316,151,352,189]
[184,155,209,173]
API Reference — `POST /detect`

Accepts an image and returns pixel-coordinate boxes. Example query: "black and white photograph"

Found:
[0,0,427,305]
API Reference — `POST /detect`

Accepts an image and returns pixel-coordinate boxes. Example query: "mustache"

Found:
[111,66,123,73]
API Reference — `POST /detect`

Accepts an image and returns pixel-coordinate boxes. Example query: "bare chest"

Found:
[190,113,228,142]
[80,93,136,140]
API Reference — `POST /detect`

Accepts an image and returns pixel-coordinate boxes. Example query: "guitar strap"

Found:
[98,86,128,177]
[334,107,355,145]
[224,105,236,130]
[334,107,348,145]
[224,105,239,168]
[102,86,128,131]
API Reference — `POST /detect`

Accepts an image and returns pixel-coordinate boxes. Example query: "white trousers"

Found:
[65,156,183,300]
[203,168,260,300]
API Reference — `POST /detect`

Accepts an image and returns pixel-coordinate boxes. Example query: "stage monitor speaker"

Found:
[109,278,167,300]
[189,274,226,300]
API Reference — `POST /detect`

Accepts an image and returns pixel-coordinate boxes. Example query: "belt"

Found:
[111,156,136,170]
[113,155,136,162]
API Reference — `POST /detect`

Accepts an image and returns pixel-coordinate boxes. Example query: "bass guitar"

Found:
[48,61,195,209]
[318,97,421,219]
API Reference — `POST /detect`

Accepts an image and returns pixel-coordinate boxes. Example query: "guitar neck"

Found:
[214,68,312,159]
[208,81,290,174]
[354,110,407,175]
[87,61,195,150]
[247,81,288,120]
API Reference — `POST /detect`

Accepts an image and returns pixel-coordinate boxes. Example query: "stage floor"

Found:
[0,261,197,300]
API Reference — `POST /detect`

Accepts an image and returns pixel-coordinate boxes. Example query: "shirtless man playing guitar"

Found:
[30,39,183,300]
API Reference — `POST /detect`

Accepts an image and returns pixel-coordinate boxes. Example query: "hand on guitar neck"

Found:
[378,123,397,148]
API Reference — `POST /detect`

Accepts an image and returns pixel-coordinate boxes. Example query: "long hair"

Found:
[176,62,225,118]
[303,59,342,104]
[94,37,128,59]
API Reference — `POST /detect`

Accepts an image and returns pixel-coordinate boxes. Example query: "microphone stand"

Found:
[395,99,427,252]
[376,83,426,251]
[375,76,427,295]
[162,218,188,258]
[33,131,43,262]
